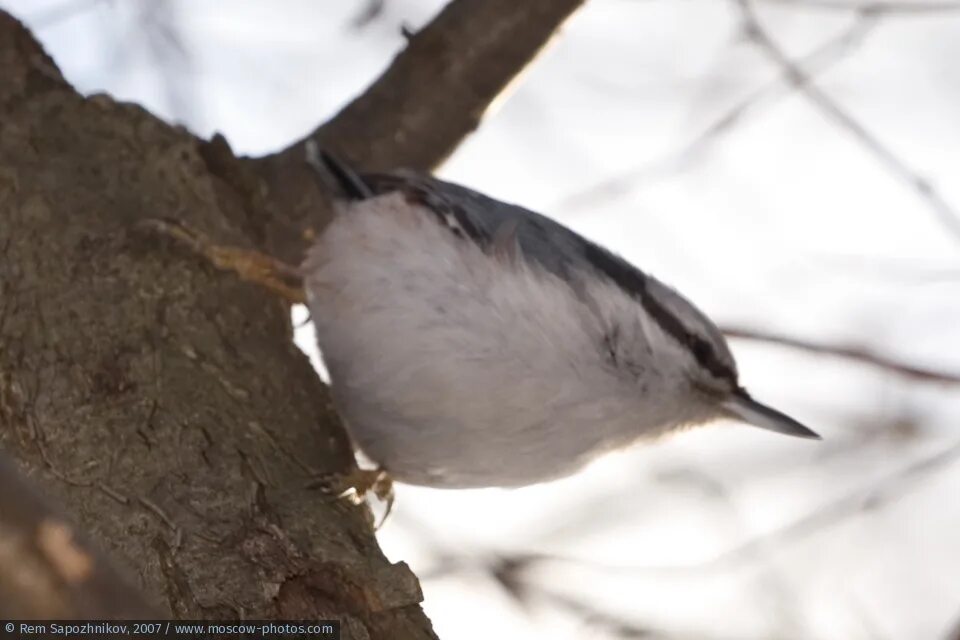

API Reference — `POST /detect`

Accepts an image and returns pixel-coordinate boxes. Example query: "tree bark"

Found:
[0,1,584,636]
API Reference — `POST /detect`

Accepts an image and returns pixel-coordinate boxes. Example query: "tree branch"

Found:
[736,0,960,244]
[556,10,880,213]
[272,0,586,172]
[703,436,960,568]
[247,0,586,262]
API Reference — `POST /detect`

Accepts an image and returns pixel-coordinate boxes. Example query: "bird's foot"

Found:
[309,467,395,530]
[140,217,306,305]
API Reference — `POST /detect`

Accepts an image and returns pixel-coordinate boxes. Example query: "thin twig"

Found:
[723,325,960,385]
[802,253,960,284]
[706,437,960,567]
[557,11,880,213]
[761,0,960,13]
[421,435,960,584]
[736,0,960,243]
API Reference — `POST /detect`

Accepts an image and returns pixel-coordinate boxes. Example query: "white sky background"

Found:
[5,0,960,638]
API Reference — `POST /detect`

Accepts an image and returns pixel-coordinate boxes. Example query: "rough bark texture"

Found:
[0,0,585,635]
[0,11,427,637]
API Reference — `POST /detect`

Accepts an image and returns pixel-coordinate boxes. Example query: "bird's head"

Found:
[637,274,820,440]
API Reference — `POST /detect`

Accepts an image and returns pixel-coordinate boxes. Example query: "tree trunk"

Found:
[0,2,585,636]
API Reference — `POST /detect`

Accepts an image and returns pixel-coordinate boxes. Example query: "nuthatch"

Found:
[147,149,819,502]
[303,150,819,490]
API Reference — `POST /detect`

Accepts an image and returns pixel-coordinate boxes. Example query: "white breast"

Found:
[302,193,703,488]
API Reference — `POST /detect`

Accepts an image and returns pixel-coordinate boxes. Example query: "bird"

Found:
[301,148,819,489]
[145,147,819,506]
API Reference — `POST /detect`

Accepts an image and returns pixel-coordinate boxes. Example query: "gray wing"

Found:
[362,171,594,283]
[315,150,586,278]
[319,152,737,383]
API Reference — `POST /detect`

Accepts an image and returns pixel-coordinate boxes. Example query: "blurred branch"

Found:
[736,0,960,243]
[504,579,673,640]
[0,452,157,619]
[351,0,387,29]
[249,0,586,263]
[431,548,773,639]
[556,10,880,213]
[722,326,960,385]
[761,0,960,13]
[268,0,586,172]
[25,0,105,29]
[407,538,664,637]
[707,436,960,567]
[129,0,198,125]
[946,613,960,640]
[491,554,705,639]
[805,253,960,284]
[429,434,960,585]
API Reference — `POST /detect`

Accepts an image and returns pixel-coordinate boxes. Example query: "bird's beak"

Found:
[722,390,821,440]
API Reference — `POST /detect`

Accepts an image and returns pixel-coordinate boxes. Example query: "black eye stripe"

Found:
[581,244,736,383]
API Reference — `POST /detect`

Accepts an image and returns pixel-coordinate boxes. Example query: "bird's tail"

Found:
[304,140,374,200]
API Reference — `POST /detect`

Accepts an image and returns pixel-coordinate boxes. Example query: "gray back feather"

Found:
[355,171,739,386]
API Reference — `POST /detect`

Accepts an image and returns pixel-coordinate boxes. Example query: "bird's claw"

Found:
[309,467,395,530]
[139,217,306,305]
